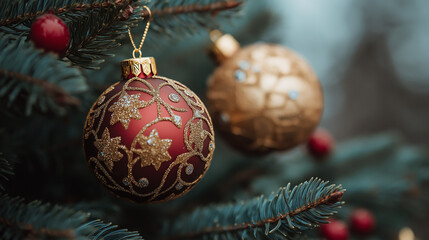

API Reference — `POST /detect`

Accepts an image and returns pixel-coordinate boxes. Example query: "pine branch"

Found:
[0,0,141,69]
[0,33,87,116]
[146,1,243,18]
[0,0,242,68]
[0,0,125,27]
[148,0,243,36]
[0,155,13,192]
[64,0,143,69]
[163,178,345,240]
[0,194,143,240]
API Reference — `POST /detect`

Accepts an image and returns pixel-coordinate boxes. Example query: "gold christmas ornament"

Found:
[206,30,323,154]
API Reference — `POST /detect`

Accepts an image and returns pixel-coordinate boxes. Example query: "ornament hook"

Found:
[133,49,142,59]
[128,5,152,59]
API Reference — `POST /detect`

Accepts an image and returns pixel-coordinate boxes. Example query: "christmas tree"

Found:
[1,0,428,239]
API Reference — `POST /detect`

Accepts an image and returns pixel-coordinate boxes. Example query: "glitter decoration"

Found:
[189,120,206,151]
[234,70,246,82]
[209,141,215,152]
[172,114,182,127]
[84,74,215,203]
[184,89,193,97]
[185,164,194,175]
[207,43,323,153]
[108,92,146,130]
[238,60,250,70]
[132,129,172,170]
[175,183,183,190]
[122,178,129,186]
[194,110,202,118]
[97,95,105,105]
[138,178,149,188]
[94,128,124,171]
[220,112,230,124]
[168,93,180,103]
[289,91,299,100]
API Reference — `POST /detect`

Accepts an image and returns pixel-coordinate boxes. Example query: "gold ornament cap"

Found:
[121,57,157,80]
[209,30,240,64]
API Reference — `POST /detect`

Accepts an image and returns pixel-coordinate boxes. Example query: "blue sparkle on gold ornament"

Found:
[289,91,299,100]
[238,60,250,70]
[234,70,246,82]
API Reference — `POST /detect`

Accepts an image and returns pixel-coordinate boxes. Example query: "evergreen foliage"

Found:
[0,0,143,68]
[148,0,243,36]
[163,179,344,240]
[0,33,86,115]
[63,0,143,69]
[0,155,13,192]
[0,194,143,240]
[0,0,244,116]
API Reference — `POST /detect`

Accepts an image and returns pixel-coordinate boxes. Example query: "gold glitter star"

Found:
[189,120,207,151]
[94,128,124,171]
[133,129,172,171]
[108,92,146,129]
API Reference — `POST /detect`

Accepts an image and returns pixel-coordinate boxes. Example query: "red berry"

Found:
[320,220,349,240]
[350,208,376,235]
[307,129,334,158]
[30,14,70,55]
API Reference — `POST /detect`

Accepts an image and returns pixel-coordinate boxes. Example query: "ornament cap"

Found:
[121,57,157,80]
[209,30,240,64]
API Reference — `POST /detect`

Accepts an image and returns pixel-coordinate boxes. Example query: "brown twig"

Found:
[0,216,76,239]
[0,68,80,107]
[143,1,243,18]
[166,190,344,240]
[0,2,123,27]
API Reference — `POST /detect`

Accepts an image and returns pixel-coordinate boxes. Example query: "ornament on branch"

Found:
[320,219,349,240]
[83,7,215,203]
[206,30,323,154]
[350,208,376,235]
[30,14,70,55]
[307,128,334,159]
[398,227,416,240]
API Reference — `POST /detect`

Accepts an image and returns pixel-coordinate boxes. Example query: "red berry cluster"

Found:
[320,209,376,240]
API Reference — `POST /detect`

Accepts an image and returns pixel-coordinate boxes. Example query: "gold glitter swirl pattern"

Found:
[83,75,215,203]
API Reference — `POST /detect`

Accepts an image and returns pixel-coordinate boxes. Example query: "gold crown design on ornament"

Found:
[120,57,158,80]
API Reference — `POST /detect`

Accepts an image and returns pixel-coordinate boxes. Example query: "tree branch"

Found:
[0,69,80,106]
[0,216,75,239]
[145,0,243,18]
[169,191,343,240]
[64,2,129,57]
[0,1,123,27]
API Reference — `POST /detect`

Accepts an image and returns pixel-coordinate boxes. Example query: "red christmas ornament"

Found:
[320,219,349,240]
[30,14,70,55]
[350,208,376,235]
[83,58,215,203]
[307,129,334,159]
